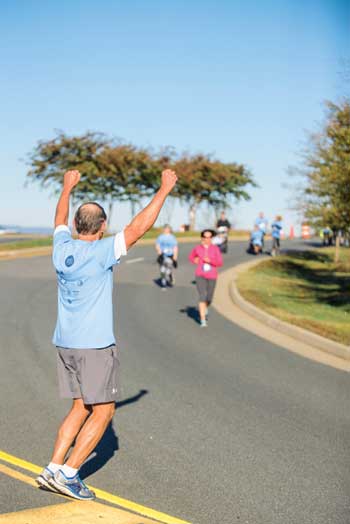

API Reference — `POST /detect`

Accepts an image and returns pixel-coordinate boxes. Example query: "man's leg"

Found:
[36,398,91,491]
[46,346,118,500]
[64,402,115,469]
[51,398,92,465]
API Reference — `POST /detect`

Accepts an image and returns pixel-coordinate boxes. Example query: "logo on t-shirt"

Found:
[65,255,75,267]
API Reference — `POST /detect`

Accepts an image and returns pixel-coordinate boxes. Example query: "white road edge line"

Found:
[125,257,145,265]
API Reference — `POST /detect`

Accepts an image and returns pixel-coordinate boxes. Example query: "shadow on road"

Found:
[153,278,163,288]
[80,389,149,480]
[302,240,325,249]
[116,389,149,409]
[179,306,200,325]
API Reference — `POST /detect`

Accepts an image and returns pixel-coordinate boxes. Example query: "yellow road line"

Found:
[0,451,41,475]
[0,464,173,523]
[0,463,77,502]
[0,450,191,524]
[0,463,38,488]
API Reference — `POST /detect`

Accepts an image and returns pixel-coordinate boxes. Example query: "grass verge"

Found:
[0,237,52,251]
[0,229,250,250]
[236,248,350,345]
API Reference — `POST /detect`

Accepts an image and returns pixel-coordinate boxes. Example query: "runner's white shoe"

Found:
[36,467,58,492]
[49,470,95,500]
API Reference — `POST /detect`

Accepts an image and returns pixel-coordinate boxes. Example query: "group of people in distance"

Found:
[155,216,229,328]
[155,211,285,328]
[249,212,283,256]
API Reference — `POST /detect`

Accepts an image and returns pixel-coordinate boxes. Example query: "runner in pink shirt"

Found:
[189,229,223,327]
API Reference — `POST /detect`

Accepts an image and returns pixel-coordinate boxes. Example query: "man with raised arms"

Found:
[36,168,177,500]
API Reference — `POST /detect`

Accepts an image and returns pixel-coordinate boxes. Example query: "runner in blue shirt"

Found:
[255,212,268,249]
[156,225,178,258]
[250,225,264,254]
[155,225,178,288]
[271,215,283,256]
[36,168,177,501]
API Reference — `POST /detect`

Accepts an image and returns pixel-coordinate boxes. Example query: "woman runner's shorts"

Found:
[196,276,217,304]
[56,345,120,405]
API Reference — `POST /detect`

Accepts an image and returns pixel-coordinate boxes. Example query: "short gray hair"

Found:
[75,202,107,234]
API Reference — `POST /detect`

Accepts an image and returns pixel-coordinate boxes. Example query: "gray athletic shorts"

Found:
[56,345,120,405]
[196,276,217,304]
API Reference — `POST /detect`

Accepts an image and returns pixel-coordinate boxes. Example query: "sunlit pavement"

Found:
[0,240,349,524]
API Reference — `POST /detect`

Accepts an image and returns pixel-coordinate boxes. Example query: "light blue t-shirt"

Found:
[251,229,263,246]
[271,221,283,239]
[255,217,268,233]
[52,225,126,349]
[156,233,178,256]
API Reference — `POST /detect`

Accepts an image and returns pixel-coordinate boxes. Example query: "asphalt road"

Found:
[0,241,350,524]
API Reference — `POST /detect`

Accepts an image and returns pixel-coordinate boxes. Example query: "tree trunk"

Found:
[334,233,340,264]
[189,202,197,231]
[162,196,175,225]
[107,201,113,230]
[130,200,136,218]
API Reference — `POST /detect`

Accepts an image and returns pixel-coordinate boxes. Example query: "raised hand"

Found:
[63,170,81,191]
[161,169,177,194]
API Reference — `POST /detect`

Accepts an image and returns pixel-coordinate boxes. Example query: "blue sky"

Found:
[0,0,349,232]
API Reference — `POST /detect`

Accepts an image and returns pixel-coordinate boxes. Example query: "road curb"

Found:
[229,258,350,362]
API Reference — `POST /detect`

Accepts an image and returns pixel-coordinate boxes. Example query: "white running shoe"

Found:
[36,467,58,492]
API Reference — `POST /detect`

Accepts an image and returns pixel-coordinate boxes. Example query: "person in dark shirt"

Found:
[216,211,231,229]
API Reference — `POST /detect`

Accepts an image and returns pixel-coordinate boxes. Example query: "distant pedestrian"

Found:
[155,224,178,289]
[216,211,231,230]
[255,212,268,249]
[322,226,333,246]
[189,229,223,327]
[249,225,263,254]
[36,168,177,501]
[215,211,231,254]
[271,215,283,256]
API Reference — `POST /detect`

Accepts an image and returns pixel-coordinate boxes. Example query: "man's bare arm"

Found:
[54,170,81,228]
[124,169,177,251]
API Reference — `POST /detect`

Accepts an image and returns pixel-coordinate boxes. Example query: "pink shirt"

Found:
[189,243,223,280]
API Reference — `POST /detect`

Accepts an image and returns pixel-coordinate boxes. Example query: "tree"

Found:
[26,132,256,232]
[27,130,124,228]
[290,100,350,261]
[172,153,256,230]
[26,131,111,202]
[26,132,156,227]
[99,144,156,218]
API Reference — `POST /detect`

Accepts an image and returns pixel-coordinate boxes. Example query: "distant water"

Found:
[0,225,52,235]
